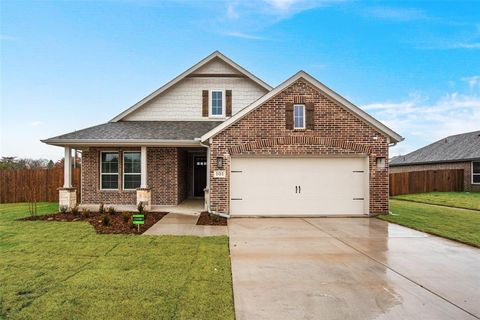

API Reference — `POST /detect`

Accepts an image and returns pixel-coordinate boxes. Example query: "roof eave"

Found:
[390,157,480,167]
[41,139,203,148]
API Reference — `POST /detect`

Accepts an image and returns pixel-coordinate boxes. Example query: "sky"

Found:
[1,0,479,160]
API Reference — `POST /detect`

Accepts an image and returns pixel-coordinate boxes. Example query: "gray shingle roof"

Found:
[390,130,480,166]
[42,121,222,145]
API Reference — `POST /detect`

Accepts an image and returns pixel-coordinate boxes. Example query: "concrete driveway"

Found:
[229,218,480,320]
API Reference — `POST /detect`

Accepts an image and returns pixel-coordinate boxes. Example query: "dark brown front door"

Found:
[194,156,207,197]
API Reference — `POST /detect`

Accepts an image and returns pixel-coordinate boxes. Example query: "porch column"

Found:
[59,146,76,211]
[137,146,151,211]
[141,146,147,188]
[63,146,72,188]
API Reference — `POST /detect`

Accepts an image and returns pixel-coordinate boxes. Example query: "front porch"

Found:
[59,145,209,212]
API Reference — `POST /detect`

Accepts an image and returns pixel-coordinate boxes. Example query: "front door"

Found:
[194,156,207,197]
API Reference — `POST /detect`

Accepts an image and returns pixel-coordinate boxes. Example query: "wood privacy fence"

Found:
[389,169,464,196]
[0,168,81,203]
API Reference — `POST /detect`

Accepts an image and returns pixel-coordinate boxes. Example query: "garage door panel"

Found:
[230,157,368,216]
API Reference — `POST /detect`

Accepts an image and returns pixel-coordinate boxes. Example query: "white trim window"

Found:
[293,104,306,129]
[210,90,224,116]
[123,151,141,190]
[472,161,480,184]
[100,152,119,190]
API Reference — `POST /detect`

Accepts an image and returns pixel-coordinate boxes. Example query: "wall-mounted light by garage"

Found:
[376,157,386,169]
[216,157,224,169]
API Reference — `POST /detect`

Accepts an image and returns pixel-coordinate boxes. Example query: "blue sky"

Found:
[1,0,479,160]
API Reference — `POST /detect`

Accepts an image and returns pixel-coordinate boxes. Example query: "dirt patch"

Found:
[21,212,167,234]
[196,212,228,226]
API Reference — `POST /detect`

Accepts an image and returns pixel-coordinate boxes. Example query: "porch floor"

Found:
[152,199,205,214]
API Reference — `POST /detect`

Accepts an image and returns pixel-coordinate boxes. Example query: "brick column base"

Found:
[136,188,151,211]
[58,188,77,212]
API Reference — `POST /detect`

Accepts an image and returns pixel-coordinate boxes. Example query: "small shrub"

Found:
[59,205,68,214]
[108,206,116,215]
[137,202,144,214]
[71,206,79,215]
[101,214,110,226]
[99,203,104,214]
[122,212,130,223]
[81,208,91,219]
[209,212,220,222]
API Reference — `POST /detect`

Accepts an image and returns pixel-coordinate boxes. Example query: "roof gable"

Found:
[110,51,272,122]
[201,71,404,143]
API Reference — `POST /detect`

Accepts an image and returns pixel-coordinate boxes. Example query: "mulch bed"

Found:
[20,211,167,234]
[196,212,228,226]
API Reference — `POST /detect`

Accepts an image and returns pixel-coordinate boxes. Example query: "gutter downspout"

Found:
[197,138,211,213]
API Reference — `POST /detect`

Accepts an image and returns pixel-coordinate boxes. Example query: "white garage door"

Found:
[230,157,368,216]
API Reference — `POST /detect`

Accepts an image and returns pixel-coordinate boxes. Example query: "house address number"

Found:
[214,170,226,178]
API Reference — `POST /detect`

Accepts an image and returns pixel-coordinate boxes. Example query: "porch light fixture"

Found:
[216,157,224,169]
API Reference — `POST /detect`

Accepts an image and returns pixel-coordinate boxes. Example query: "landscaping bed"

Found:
[21,211,167,234]
[196,212,228,226]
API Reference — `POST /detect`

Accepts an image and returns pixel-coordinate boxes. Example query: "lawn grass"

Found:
[392,192,480,211]
[379,199,480,247]
[0,203,234,320]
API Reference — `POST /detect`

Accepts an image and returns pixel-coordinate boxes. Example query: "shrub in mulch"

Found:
[20,211,167,234]
[196,212,227,226]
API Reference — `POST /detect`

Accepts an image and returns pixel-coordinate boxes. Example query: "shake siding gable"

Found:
[122,77,267,121]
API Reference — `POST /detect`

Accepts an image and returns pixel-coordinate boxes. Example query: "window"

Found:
[123,152,141,190]
[101,152,119,190]
[473,161,480,184]
[293,104,305,129]
[211,90,223,116]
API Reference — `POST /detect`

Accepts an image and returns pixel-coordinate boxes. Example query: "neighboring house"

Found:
[390,130,480,192]
[43,51,403,216]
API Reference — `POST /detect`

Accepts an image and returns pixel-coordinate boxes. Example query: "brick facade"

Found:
[208,79,390,215]
[81,147,187,206]
[390,162,480,192]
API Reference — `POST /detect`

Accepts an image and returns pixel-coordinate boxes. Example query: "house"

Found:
[390,130,480,192]
[42,51,403,216]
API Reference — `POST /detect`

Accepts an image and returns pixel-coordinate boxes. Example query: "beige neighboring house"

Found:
[390,130,480,192]
[43,51,403,216]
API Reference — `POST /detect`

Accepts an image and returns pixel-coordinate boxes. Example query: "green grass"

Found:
[379,199,480,247]
[392,192,480,211]
[0,203,234,320]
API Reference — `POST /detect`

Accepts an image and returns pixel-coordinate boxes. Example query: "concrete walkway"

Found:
[143,212,228,236]
[229,217,480,320]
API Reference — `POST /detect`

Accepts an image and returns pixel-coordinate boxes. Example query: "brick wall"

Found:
[208,79,390,215]
[390,162,480,192]
[81,147,185,206]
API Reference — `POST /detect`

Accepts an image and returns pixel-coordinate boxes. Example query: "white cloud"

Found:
[226,0,345,20]
[363,88,480,156]
[0,34,15,41]
[462,76,480,91]
[227,2,240,19]
[31,121,44,127]
[449,42,480,49]
[222,31,266,40]
[366,7,428,22]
